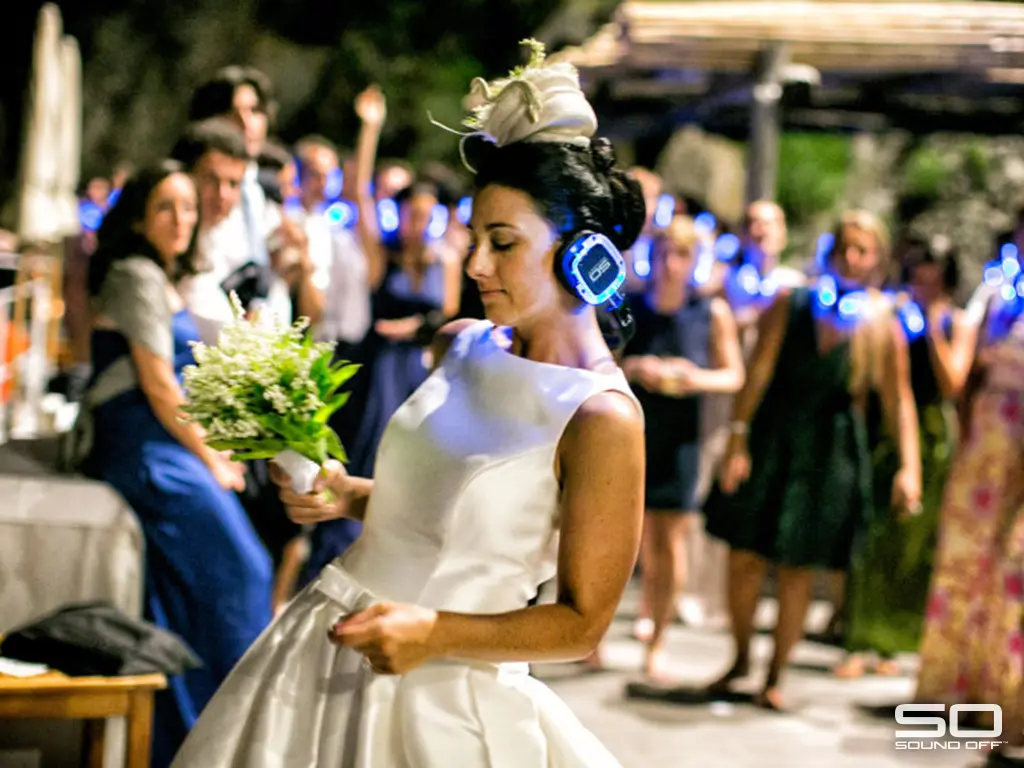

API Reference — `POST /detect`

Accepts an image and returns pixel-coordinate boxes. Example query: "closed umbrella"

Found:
[15,3,64,245]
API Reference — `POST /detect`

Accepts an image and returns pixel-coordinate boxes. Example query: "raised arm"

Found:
[327,388,645,672]
[352,86,388,291]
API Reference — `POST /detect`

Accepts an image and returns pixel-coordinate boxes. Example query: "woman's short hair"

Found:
[469,137,646,254]
[87,160,200,296]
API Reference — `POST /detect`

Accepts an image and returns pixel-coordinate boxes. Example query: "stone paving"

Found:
[537,588,982,768]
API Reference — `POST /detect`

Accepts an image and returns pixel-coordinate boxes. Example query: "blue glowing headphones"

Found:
[555,230,634,346]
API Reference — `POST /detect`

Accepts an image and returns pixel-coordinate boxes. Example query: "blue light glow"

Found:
[713,233,741,262]
[563,233,627,305]
[457,197,473,225]
[324,168,344,201]
[692,243,714,286]
[736,264,761,297]
[816,232,835,271]
[325,201,357,229]
[1003,257,1021,280]
[816,274,838,308]
[632,237,652,278]
[694,212,717,234]
[79,200,104,231]
[427,204,449,240]
[1001,243,1019,262]
[377,198,399,234]
[654,194,675,229]
[899,300,926,341]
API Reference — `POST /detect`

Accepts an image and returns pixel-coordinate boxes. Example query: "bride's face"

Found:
[466,184,567,327]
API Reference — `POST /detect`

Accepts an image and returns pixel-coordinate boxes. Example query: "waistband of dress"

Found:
[314,562,531,678]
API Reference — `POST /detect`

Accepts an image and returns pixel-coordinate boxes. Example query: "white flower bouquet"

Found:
[181,295,359,493]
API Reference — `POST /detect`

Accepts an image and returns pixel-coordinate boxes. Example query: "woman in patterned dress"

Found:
[915,282,1024,767]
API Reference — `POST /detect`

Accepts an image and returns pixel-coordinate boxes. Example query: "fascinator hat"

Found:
[432,39,598,171]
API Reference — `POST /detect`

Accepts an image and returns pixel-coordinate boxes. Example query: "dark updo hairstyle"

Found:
[469,137,647,254]
[87,160,200,297]
[899,237,960,294]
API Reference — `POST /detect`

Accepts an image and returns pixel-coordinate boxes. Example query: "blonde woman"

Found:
[622,216,744,679]
[704,211,922,710]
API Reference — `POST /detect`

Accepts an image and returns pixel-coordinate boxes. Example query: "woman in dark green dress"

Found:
[703,210,922,710]
[836,241,970,677]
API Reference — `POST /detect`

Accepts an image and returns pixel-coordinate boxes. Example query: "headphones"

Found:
[554,230,635,347]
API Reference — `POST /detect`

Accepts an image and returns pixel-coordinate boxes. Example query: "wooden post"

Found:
[745,43,789,204]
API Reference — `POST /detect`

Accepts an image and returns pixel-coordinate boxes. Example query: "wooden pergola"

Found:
[555,1,1024,201]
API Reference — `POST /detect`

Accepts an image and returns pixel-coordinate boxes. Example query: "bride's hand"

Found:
[328,602,438,675]
[270,459,350,524]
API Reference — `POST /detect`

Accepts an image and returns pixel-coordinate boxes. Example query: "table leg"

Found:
[125,691,154,768]
[84,719,106,768]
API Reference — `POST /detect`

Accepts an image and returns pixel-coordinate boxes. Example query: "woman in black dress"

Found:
[622,215,745,679]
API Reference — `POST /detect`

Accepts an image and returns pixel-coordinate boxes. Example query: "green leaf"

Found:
[314,391,351,425]
[230,449,284,461]
[328,362,361,392]
[325,429,349,462]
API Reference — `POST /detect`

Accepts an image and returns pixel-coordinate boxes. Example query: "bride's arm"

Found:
[430,392,645,662]
[331,390,645,670]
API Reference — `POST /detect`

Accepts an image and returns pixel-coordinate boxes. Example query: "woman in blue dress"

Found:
[81,162,272,767]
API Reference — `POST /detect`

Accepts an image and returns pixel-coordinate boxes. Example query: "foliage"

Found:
[180,294,359,465]
[775,133,851,225]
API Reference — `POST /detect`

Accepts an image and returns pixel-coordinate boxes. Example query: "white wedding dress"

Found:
[171,320,637,767]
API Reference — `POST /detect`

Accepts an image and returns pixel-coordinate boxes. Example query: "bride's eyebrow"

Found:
[485,222,516,232]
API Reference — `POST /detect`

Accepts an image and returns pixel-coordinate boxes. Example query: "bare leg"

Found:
[642,511,690,679]
[633,521,655,642]
[757,565,815,710]
[707,549,767,692]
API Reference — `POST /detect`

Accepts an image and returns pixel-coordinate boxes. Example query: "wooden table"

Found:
[0,671,167,768]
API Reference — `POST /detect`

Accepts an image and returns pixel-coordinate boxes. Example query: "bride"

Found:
[171,41,646,767]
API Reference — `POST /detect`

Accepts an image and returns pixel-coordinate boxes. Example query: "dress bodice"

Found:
[340,320,638,613]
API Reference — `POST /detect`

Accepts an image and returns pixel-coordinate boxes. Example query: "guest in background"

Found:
[915,281,1024,768]
[621,215,744,679]
[80,162,271,766]
[187,65,297,323]
[703,211,921,710]
[838,239,971,677]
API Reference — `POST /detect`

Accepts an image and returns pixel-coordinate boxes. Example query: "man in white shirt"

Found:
[289,135,371,358]
[186,67,298,337]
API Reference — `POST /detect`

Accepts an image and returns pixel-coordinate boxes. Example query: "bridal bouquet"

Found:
[181,294,359,493]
